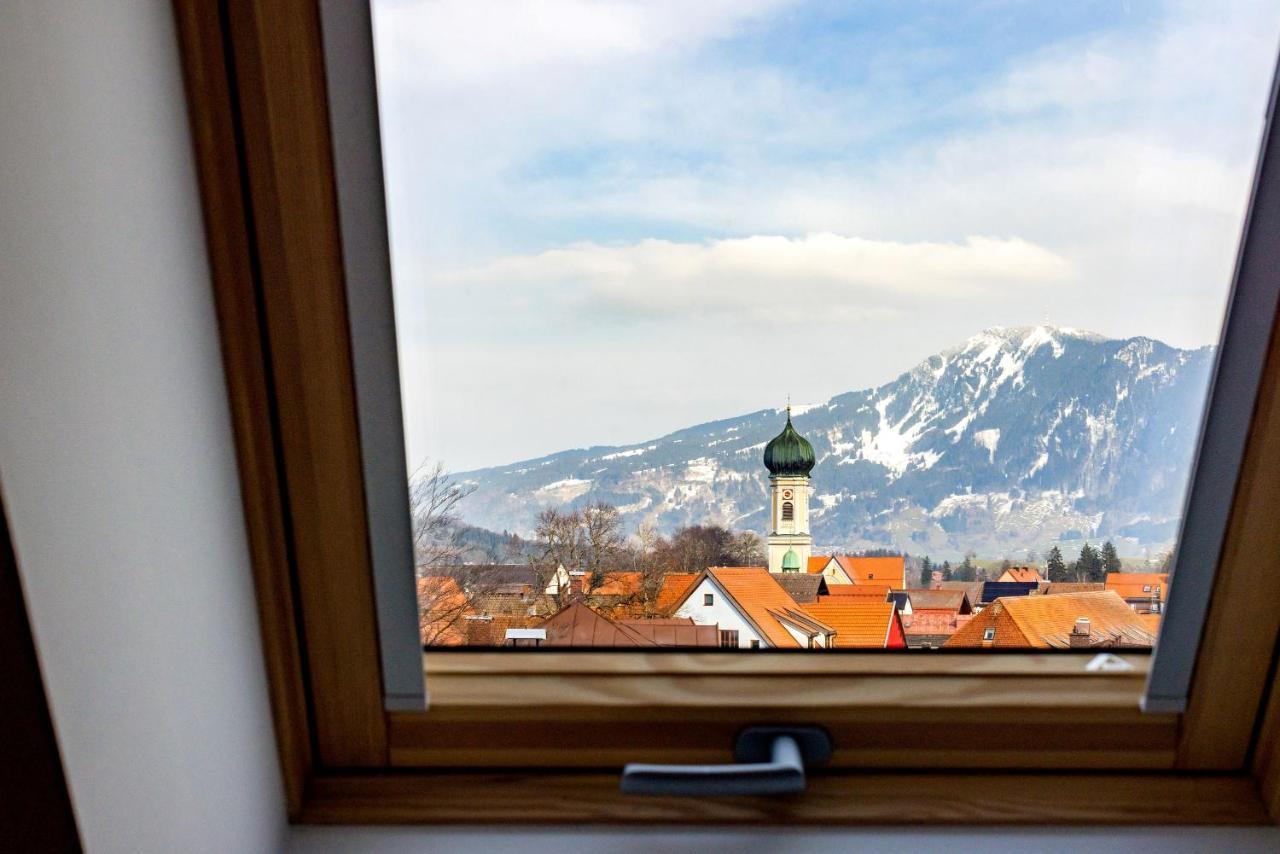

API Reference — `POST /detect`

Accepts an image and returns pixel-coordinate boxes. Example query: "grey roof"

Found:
[1042,582,1106,595]
[769,573,827,603]
[938,581,984,605]
[906,588,972,612]
[433,563,542,590]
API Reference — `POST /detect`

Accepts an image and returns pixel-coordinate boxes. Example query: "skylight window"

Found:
[369,0,1280,653]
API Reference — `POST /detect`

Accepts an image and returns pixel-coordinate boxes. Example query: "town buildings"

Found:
[420,412,1169,650]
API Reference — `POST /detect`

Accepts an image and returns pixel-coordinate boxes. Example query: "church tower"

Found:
[763,407,816,573]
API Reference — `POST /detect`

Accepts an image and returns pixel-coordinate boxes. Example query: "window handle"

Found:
[620,727,832,797]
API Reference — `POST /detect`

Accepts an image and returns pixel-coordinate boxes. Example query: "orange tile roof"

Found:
[417,575,474,646]
[582,570,643,596]
[655,572,699,615]
[800,601,899,648]
[945,591,1157,649]
[705,567,810,648]
[1105,572,1169,602]
[808,555,906,587]
[461,614,538,646]
[839,555,906,586]
[999,566,1044,584]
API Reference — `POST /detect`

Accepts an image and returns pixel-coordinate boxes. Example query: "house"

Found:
[461,613,540,646]
[944,591,1158,649]
[807,554,907,588]
[901,588,974,648]
[906,588,973,615]
[434,562,572,597]
[672,566,835,648]
[902,611,973,648]
[537,599,720,647]
[1105,572,1170,614]
[770,572,828,604]
[799,602,907,648]
[998,565,1044,584]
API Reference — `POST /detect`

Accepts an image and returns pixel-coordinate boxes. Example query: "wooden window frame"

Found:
[173,0,1280,825]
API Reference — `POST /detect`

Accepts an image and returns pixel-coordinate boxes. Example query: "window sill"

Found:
[390,651,1174,770]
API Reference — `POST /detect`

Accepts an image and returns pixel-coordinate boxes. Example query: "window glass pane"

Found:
[372,0,1280,650]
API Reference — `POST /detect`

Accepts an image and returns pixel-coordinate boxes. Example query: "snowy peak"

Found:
[455,328,1214,558]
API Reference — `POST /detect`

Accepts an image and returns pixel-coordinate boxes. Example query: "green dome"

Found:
[781,548,801,572]
[763,410,816,477]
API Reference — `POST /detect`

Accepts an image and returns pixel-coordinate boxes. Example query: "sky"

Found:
[371,0,1280,473]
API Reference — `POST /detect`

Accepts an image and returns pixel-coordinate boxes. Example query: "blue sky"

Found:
[372,0,1280,471]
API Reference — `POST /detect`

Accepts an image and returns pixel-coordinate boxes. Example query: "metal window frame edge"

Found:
[1145,55,1280,711]
[316,0,424,711]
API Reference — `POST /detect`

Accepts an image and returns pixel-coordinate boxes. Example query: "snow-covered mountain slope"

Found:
[452,327,1215,558]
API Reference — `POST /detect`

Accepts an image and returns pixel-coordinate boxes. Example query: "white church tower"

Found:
[763,406,816,573]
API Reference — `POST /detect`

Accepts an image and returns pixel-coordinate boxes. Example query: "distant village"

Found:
[418,411,1168,650]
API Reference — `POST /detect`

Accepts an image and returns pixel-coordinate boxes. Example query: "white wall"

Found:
[2,4,1279,853]
[674,576,763,647]
[0,3,285,852]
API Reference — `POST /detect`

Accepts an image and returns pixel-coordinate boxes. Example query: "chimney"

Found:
[1069,617,1092,648]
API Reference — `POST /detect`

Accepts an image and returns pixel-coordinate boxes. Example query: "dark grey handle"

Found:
[621,732,813,797]
[621,734,803,796]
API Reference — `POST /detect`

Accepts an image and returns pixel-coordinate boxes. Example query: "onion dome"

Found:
[781,548,801,572]
[763,409,816,477]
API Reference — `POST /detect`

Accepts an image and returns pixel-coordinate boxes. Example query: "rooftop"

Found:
[945,590,1158,649]
[799,601,901,648]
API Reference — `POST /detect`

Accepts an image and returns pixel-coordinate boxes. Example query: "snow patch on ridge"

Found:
[973,428,1001,463]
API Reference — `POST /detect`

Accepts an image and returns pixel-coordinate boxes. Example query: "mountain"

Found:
[452,327,1215,559]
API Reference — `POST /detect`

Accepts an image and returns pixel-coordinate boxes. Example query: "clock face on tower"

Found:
[782,489,794,500]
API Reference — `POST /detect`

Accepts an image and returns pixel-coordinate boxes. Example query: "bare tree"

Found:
[579,502,626,590]
[409,461,475,574]
[630,522,667,616]
[728,531,766,567]
[417,575,473,646]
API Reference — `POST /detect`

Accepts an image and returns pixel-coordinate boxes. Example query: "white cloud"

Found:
[373,0,790,87]
[443,233,1072,324]
[373,0,1280,469]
